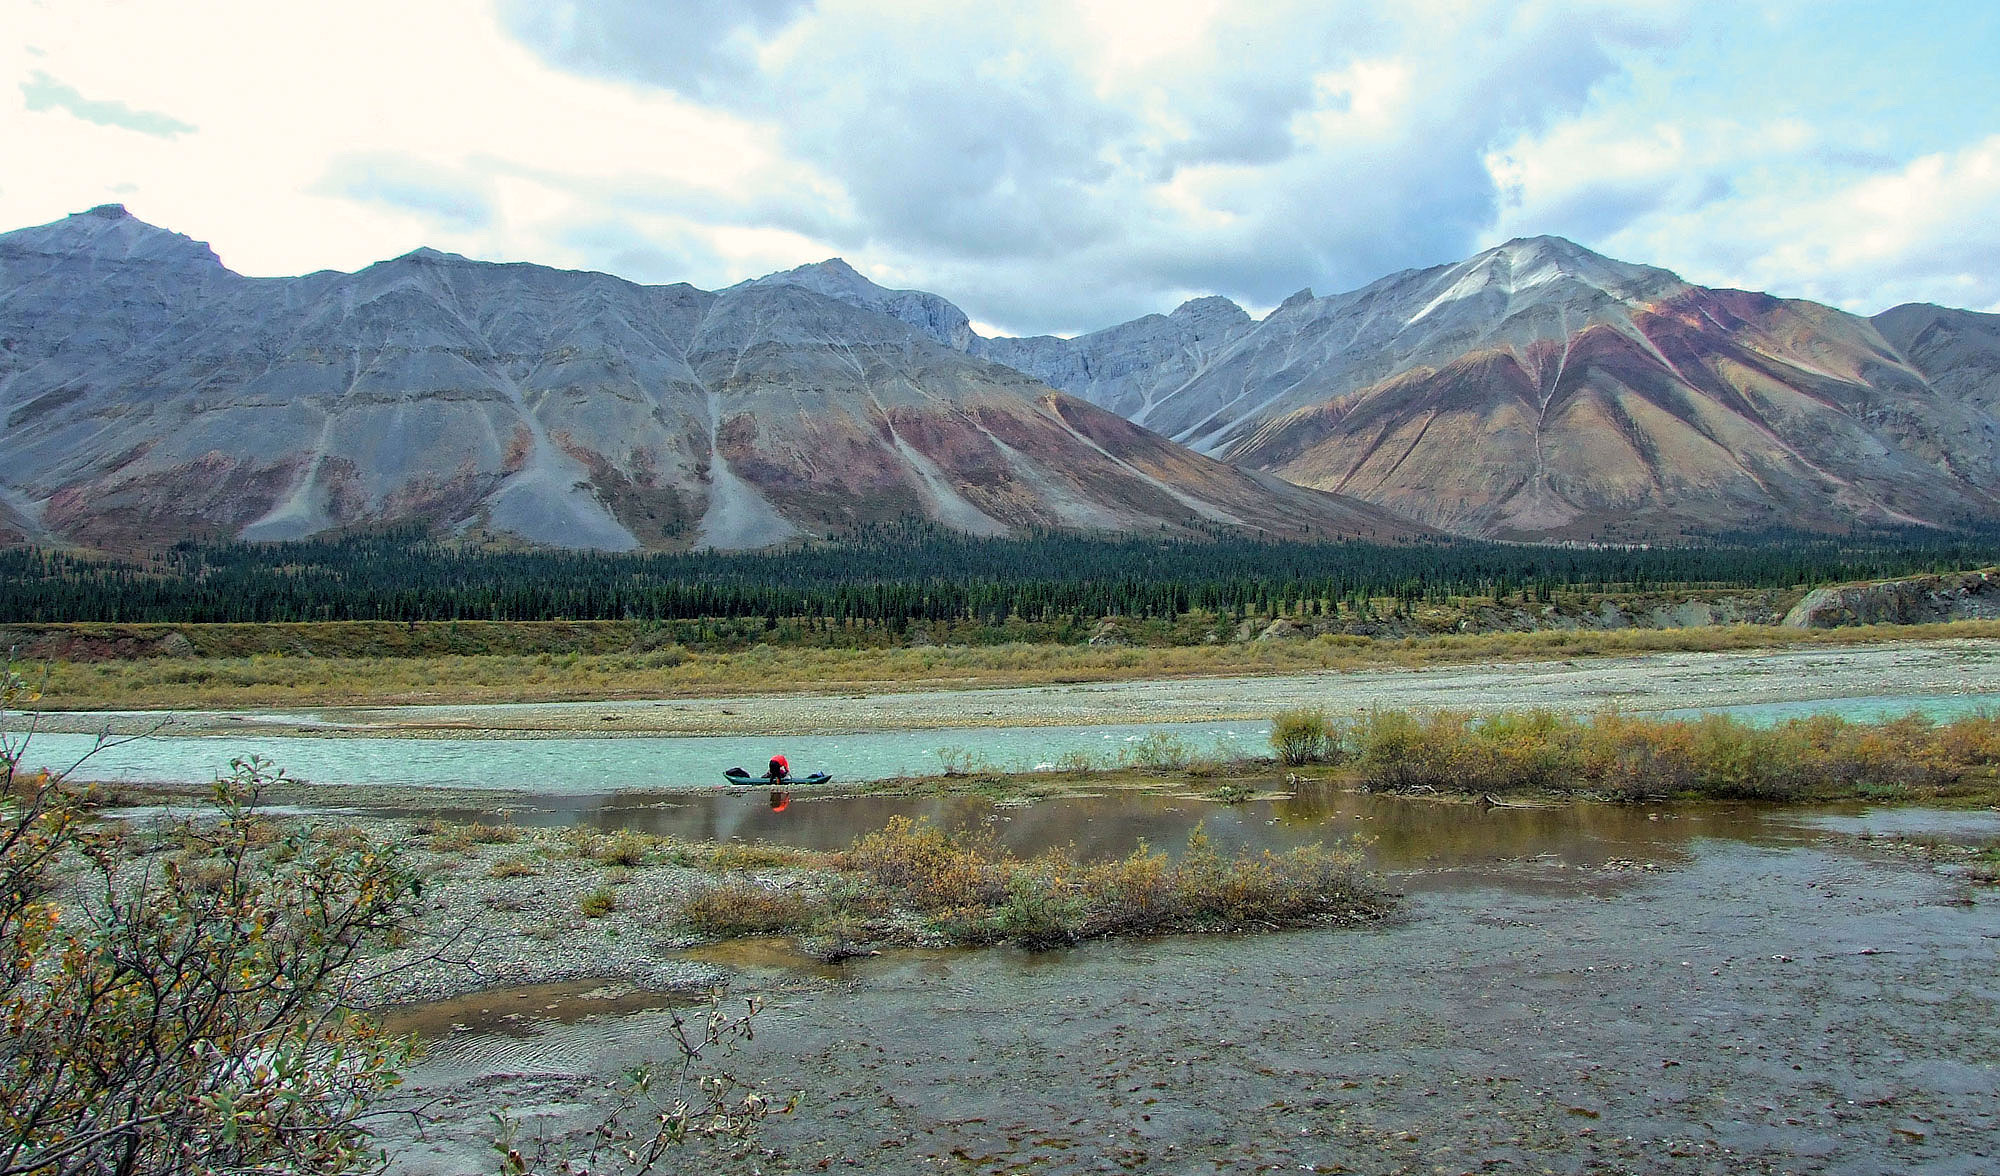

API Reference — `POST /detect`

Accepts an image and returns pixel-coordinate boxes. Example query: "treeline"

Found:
[2,521,1996,626]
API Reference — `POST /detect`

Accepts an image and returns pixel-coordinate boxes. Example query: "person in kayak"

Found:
[765,754,790,784]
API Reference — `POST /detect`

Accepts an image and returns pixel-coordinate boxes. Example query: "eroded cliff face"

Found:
[0,208,1425,552]
[1782,570,2000,628]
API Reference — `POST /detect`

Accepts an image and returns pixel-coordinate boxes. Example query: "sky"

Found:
[4,0,1998,336]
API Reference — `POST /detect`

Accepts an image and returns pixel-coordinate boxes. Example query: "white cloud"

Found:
[0,0,802,285]
[3,0,1995,333]
[1707,135,2000,313]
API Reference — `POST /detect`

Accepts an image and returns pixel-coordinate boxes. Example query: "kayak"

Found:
[724,768,832,787]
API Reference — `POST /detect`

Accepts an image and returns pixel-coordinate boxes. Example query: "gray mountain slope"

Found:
[972,296,1253,429]
[959,237,2000,540]
[0,207,1421,552]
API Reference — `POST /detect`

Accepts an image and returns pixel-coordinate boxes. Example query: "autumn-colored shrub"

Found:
[1353,705,2000,801]
[2,744,419,1176]
[679,880,820,937]
[837,815,1007,909]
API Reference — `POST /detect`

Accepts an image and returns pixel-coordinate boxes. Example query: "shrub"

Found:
[679,880,820,937]
[837,816,1006,909]
[1270,708,1337,765]
[1,744,420,1176]
[1074,840,1174,935]
[429,819,520,852]
[1127,731,1195,772]
[490,856,540,878]
[1051,748,1102,774]
[1352,707,1487,792]
[596,829,656,867]
[994,860,1086,950]
[1345,704,2000,801]
[580,885,618,918]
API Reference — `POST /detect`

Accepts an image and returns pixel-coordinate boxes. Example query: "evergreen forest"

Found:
[4,521,1997,629]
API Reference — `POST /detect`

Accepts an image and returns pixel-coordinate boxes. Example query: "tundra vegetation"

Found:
[1304,706,2000,805]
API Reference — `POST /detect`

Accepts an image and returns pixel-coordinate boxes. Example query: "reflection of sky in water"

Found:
[17,719,1268,793]
[1781,806,2000,839]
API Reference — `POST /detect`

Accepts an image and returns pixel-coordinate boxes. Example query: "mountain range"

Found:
[0,206,1415,552]
[767,242,2000,543]
[4,204,1998,552]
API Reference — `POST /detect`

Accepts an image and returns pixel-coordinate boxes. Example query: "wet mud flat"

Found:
[386,824,1998,1175]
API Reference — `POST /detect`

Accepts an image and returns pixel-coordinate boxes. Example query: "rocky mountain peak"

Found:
[1460,234,1682,303]
[395,246,468,264]
[0,205,225,270]
[1170,295,1251,326]
[739,257,974,350]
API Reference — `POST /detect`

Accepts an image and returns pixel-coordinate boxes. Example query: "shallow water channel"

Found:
[25,716,1268,791]
[29,690,2000,797]
[377,793,2000,1176]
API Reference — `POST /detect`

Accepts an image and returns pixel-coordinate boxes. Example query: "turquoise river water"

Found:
[16,690,1999,796]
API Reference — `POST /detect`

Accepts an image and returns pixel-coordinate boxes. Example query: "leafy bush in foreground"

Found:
[1,718,420,1176]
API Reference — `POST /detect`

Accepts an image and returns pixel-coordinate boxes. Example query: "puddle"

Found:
[381,779,1796,885]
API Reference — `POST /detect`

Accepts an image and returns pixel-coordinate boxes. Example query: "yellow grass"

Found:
[18,619,2000,711]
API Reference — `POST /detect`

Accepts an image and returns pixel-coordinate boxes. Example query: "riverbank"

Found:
[26,633,2000,738]
[15,619,2000,716]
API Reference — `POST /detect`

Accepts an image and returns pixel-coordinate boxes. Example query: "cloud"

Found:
[500,0,1672,332]
[1496,109,2000,316]
[317,153,495,230]
[20,70,195,137]
[8,0,1995,337]
[1487,117,1743,243]
[1718,134,2000,313]
[494,0,815,101]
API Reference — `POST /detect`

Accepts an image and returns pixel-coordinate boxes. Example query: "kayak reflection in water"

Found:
[768,789,791,813]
